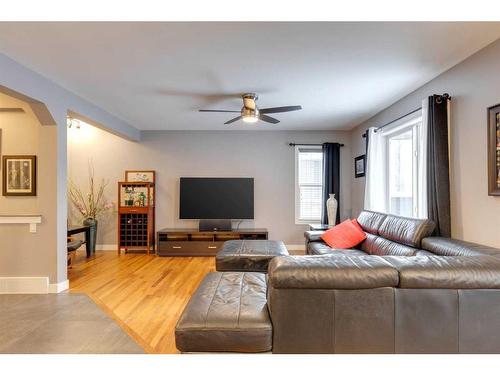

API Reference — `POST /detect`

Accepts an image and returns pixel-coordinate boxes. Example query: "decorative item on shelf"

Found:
[124,186,135,206]
[487,104,500,195]
[326,193,338,226]
[2,155,37,196]
[354,155,366,178]
[68,163,113,255]
[138,191,146,207]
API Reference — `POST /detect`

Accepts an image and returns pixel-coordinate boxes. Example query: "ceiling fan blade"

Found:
[224,116,243,125]
[0,107,24,113]
[259,105,302,114]
[259,114,280,124]
[199,109,241,113]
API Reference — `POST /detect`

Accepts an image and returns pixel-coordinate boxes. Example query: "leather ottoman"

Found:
[216,240,289,272]
[175,272,273,353]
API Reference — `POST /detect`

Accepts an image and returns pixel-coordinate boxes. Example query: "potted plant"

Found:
[68,164,113,254]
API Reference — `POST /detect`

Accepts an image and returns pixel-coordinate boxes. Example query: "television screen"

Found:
[179,177,254,219]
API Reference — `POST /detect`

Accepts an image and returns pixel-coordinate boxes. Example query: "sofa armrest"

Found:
[422,236,500,257]
[304,230,325,243]
[268,255,399,289]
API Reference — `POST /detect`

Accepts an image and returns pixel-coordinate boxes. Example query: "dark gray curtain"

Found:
[427,94,451,237]
[322,143,341,225]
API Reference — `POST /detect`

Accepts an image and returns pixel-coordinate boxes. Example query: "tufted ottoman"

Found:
[215,240,289,272]
[175,272,272,353]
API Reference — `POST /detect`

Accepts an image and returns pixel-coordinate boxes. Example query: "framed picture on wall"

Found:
[354,155,366,178]
[2,155,37,196]
[0,129,2,170]
[488,103,500,196]
[125,170,155,183]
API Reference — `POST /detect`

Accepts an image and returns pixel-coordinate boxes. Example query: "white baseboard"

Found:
[286,244,305,251]
[49,279,69,294]
[0,277,49,294]
[286,244,306,255]
[0,277,69,294]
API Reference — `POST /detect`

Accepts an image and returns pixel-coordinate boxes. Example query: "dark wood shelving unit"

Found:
[118,181,155,254]
[156,228,268,256]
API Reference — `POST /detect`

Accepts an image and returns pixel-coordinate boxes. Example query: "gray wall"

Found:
[68,129,352,247]
[350,38,500,247]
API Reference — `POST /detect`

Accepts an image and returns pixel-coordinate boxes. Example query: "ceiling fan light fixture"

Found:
[242,115,259,123]
[199,93,301,125]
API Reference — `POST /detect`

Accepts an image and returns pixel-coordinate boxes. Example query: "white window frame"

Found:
[294,145,323,224]
[382,113,422,218]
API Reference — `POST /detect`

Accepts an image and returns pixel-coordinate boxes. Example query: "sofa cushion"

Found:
[421,237,500,257]
[268,255,399,289]
[175,272,272,353]
[378,215,435,248]
[357,211,387,235]
[385,256,500,289]
[307,241,367,256]
[321,220,366,249]
[304,230,325,243]
[360,234,417,256]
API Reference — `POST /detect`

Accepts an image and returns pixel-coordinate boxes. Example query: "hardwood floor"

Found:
[68,250,215,354]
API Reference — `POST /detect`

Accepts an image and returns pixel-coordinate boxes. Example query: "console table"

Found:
[157,228,268,256]
[68,224,92,257]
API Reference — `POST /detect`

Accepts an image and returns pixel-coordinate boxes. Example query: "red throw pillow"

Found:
[321,219,367,249]
[351,219,364,233]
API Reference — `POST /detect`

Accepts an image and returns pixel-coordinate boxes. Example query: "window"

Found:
[295,146,323,223]
[385,115,422,217]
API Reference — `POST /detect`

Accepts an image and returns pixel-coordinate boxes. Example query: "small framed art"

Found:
[125,170,155,183]
[354,155,366,178]
[488,104,500,196]
[2,155,37,196]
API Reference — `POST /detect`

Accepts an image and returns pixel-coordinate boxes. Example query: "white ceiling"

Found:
[0,22,499,131]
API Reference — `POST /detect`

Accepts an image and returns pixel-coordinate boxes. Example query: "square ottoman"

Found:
[216,240,289,272]
[175,272,272,353]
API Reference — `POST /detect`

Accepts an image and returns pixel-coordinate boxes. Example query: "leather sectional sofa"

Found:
[176,210,500,353]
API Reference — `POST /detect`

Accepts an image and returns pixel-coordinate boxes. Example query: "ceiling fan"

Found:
[199,93,302,125]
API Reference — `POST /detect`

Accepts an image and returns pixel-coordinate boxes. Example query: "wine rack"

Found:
[117,181,155,254]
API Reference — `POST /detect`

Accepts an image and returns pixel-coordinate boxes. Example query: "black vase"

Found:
[83,218,98,255]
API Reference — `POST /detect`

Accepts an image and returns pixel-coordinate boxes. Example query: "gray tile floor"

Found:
[0,294,144,354]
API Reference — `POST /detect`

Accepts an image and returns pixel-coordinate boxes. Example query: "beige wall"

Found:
[1,52,141,286]
[68,128,352,247]
[0,93,58,281]
[350,38,500,247]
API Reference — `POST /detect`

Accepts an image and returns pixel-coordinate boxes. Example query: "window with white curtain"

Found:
[365,110,426,219]
[386,120,421,217]
[295,146,323,223]
[383,116,422,217]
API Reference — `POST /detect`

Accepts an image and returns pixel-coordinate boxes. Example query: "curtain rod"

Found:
[361,107,422,138]
[288,143,344,147]
[362,93,451,138]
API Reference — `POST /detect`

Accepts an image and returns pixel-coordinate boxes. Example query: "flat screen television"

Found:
[179,177,254,220]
